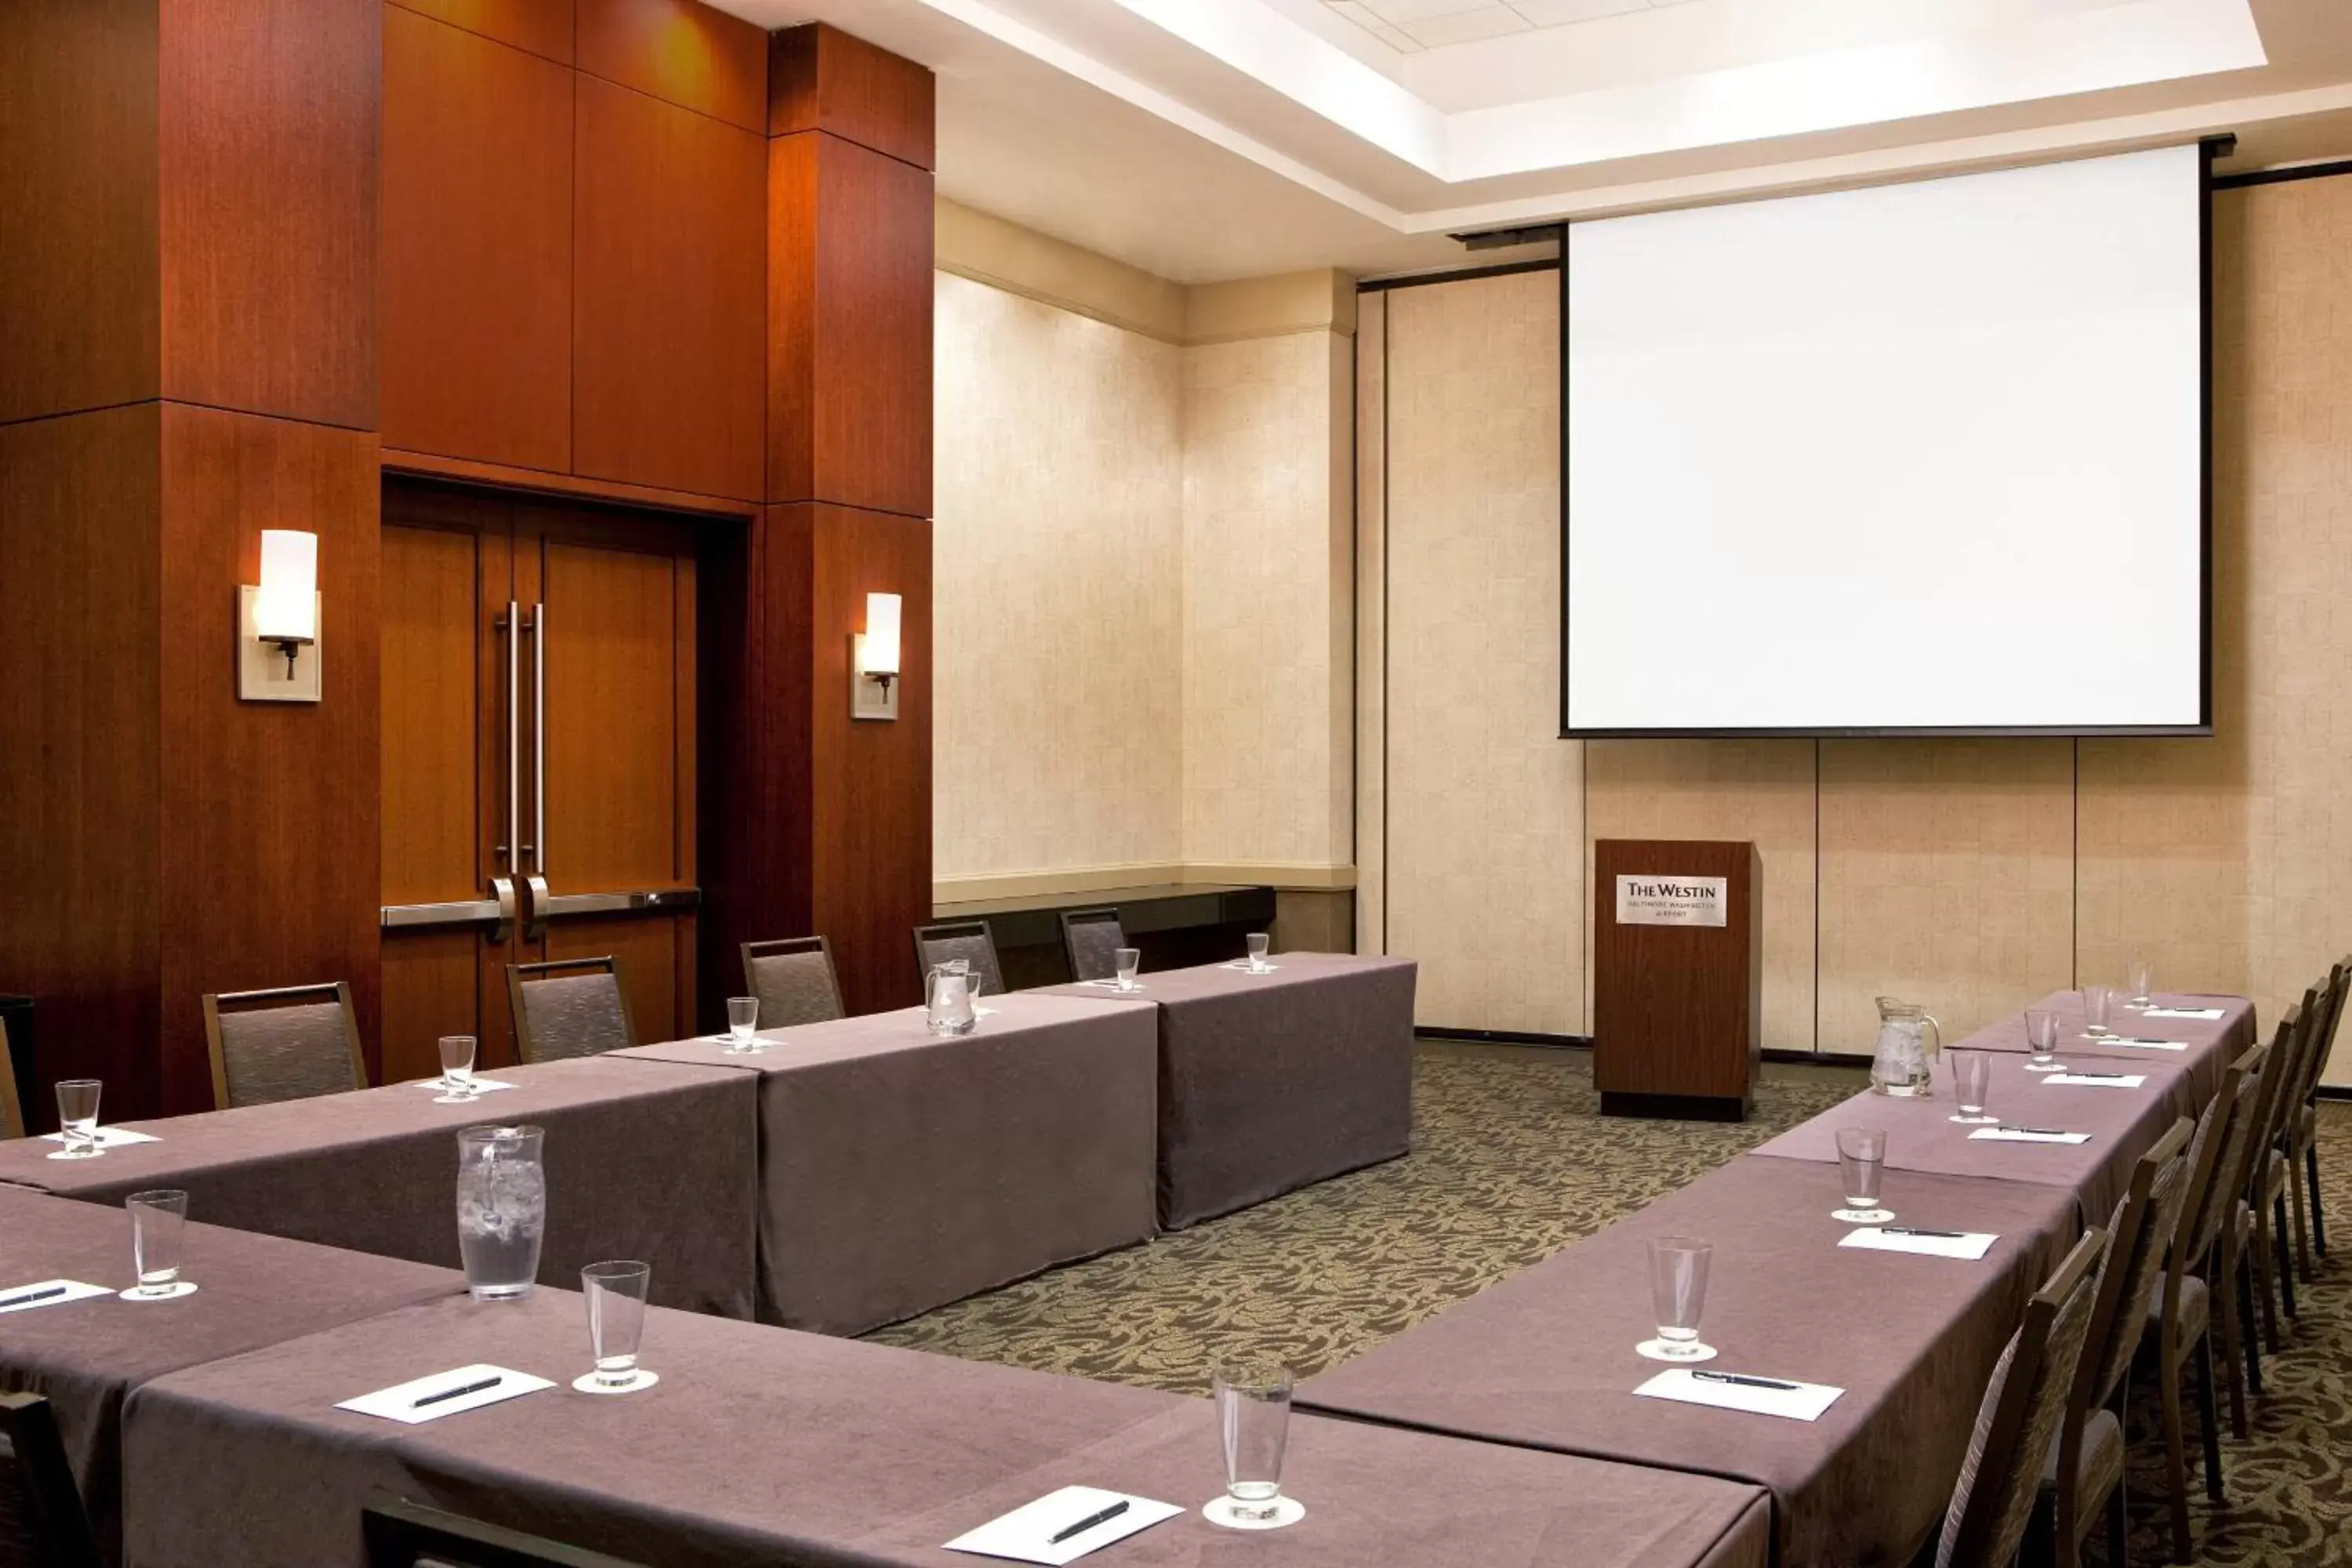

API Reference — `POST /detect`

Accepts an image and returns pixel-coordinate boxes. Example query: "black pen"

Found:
[412,1375,501,1409]
[1997,1126,2070,1137]
[1882,1226,1969,1240]
[2064,1071,2129,1080]
[0,1285,68,1309]
[1047,1499,1131,1544]
[1693,1370,1798,1391]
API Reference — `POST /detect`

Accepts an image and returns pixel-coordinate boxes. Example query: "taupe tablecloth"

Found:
[1044,953,1417,1228]
[1298,1155,2079,1568]
[1951,991,2253,1108]
[0,1184,460,1566]
[121,1288,1772,1568]
[0,1056,757,1316]
[1748,1050,2196,1223]
[612,992,1158,1334]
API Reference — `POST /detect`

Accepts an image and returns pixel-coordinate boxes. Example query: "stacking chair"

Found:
[2241,1009,2304,1350]
[2285,960,2347,1278]
[1928,1229,2105,1568]
[2143,1049,2252,1561]
[0,1017,23,1139]
[2212,1022,2292,1422]
[0,1392,103,1568]
[2033,1116,2193,1568]
[506,957,635,1065]
[1058,908,1127,984]
[201,981,368,1110]
[911,921,1005,1000]
[362,1496,644,1567]
[739,936,845,1029]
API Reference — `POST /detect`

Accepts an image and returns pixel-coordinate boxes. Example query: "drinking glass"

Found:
[436,1035,478,1102]
[55,1080,102,1157]
[1645,1236,1713,1360]
[2081,985,2114,1038]
[1115,948,1142,991]
[2126,956,2154,1009]
[580,1260,654,1392]
[456,1124,546,1301]
[1247,933,1272,973]
[2024,1007,2063,1072]
[1833,1127,1892,1222]
[725,996,761,1052]
[126,1189,189,1298]
[1214,1363,1294,1523]
[1947,1048,1995,1124]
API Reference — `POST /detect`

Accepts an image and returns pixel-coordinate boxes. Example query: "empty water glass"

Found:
[436,1036,478,1101]
[2081,985,2114,1038]
[126,1189,188,1298]
[581,1260,654,1392]
[2024,1007,2063,1072]
[2126,957,2154,1008]
[1645,1236,1713,1360]
[1247,933,1272,973]
[1947,1048,1995,1124]
[55,1080,102,1157]
[1214,1363,1294,1523]
[725,996,761,1051]
[1834,1127,1891,1222]
[1115,948,1142,991]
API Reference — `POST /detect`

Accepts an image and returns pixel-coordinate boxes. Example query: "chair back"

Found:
[2230,1011,2299,1204]
[362,1495,644,1566]
[0,1018,22,1140]
[2078,1117,2194,1411]
[739,937,845,1029]
[201,982,367,1110]
[506,958,634,1065]
[1058,909,1127,984]
[2172,1051,2251,1289]
[911,922,1004,1000]
[1934,1229,2106,1568]
[0,1393,102,1568]
[2293,966,2347,1108]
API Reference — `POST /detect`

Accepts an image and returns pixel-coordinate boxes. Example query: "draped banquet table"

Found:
[1042,952,1417,1229]
[0,1184,463,1566]
[1953,991,2256,1107]
[1748,1050,2198,1225]
[121,1288,1774,1568]
[612,991,1159,1334]
[1298,1154,2080,1568]
[0,1055,758,1316]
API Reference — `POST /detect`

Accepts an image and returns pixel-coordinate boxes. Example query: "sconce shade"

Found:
[254,529,318,643]
[858,591,902,676]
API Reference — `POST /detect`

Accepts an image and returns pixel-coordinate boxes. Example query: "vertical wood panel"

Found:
[382,522,488,905]
[574,74,768,503]
[387,0,573,64]
[576,0,768,133]
[381,5,575,473]
[381,929,490,1085]
[546,912,688,1043]
[768,23,935,169]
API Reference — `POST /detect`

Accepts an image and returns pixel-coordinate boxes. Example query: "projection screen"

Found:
[1562,143,2209,737]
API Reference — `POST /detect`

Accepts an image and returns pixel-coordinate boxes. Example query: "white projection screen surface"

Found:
[1563,144,2209,736]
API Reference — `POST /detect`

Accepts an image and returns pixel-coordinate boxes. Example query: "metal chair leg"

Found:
[2195,1333,2224,1507]
[2310,1142,2328,1261]
[2240,1255,2265,1402]
[2216,1265,2249,1438]
[2289,1143,2314,1281]
[2275,1196,2299,1320]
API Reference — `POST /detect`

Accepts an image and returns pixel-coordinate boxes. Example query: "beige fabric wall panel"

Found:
[1384,271,1581,1033]
[1355,289,1388,956]
[1584,740,1818,1051]
[932,273,1185,879]
[1817,740,2076,1054]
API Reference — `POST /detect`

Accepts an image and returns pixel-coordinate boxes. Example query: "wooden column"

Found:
[702,24,934,1019]
[0,0,382,1116]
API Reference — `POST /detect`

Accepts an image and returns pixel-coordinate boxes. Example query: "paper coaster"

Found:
[572,1369,659,1396]
[45,1149,106,1162]
[119,1281,198,1302]
[1202,1497,1305,1531]
[1635,1338,1717,1363]
[1833,1207,1893,1224]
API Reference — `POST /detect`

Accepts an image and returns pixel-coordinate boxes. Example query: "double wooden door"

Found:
[379,479,700,1082]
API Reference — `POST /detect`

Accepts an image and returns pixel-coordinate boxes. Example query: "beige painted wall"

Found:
[1360,179,2352,1081]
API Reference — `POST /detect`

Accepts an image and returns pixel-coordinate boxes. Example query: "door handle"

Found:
[489,877,517,943]
[497,601,520,873]
[524,873,550,943]
[531,601,546,877]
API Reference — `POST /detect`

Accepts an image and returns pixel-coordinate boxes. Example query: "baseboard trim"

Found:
[2318,1084,2352,1102]
[1764,1047,1875,1069]
[1417,1027,1590,1050]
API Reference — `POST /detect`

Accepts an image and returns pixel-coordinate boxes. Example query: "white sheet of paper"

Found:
[2045,1073,2148,1089]
[2099,1038,2187,1051]
[944,1486,1182,1566]
[1969,1127,2092,1145]
[1217,961,1282,972]
[336,1364,555,1425]
[2142,1007,2225,1020]
[1839,1228,1998,1261]
[1078,980,1146,993]
[0,1279,115,1315]
[38,1127,159,1148]
[411,1077,517,1093]
[1635,1368,1843,1421]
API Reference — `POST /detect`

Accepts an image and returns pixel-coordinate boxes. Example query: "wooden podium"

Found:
[1592,839,1760,1122]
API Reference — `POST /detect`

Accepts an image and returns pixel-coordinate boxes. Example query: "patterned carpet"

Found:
[868,1043,2352,1566]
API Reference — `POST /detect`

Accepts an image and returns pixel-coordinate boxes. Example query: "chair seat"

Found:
[2146,1275,2210,1352]
[2037,1409,2126,1542]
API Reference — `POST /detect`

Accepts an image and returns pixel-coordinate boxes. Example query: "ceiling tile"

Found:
[1357,0,1505,25]
[1403,5,1534,45]
[1508,0,1650,25]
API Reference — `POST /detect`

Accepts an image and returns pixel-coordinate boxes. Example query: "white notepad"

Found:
[944,1486,1182,1566]
[1970,1127,2092,1145]
[411,1077,517,1093]
[2044,1073,2147,1089]
[1839,1228,1998,1261]
[0,1279,115,1315]
[1635,1368,1843,1421]
[2142,1007,2225,1020]
[336,1364,554,1424]
[2100,1037,2187,1051]
[38,1127,158,1148]
[1078,980,1147,993]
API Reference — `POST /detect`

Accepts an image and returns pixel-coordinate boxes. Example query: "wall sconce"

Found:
[238,529,322,703]
[851,591,901,721]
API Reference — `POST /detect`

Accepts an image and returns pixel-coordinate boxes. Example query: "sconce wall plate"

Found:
[238,587,323,702]
[851,633,898,721]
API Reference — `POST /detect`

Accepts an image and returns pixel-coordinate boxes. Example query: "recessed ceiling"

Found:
[1320,0,1710,55]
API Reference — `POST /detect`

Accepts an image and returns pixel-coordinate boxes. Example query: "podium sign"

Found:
[1592,840,1760,1122]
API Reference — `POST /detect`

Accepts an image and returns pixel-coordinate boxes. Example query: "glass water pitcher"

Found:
[926,968,976,1036]
[456,1123,546,1301]
[1869,996,1941,1098]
